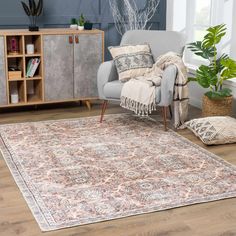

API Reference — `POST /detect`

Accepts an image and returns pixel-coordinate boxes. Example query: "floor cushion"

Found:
[185,116,236,145]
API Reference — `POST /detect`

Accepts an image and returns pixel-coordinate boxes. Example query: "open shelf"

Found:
[26,76,42,80]
[25,57,42,78]
[8,80,25,104]
[26,80,43,103]
[6,36,24,56]
[7,54,24,58]
[25,53,41,57]
[8,57,24,80]
[8,78,25,82]
[24,35,41,55]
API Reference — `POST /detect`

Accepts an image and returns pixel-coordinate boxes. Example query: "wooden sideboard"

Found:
[0,28,104,108]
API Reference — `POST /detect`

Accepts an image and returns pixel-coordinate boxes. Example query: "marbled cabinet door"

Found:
[73,34,102,98]
[0,36,7,105]
[44,35,74,101]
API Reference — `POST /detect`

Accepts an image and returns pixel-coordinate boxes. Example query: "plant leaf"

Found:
[187,41,214,59]
[219,88,232,97]
[21,1,31,16]
[28,0,33,11]
[205,88,232,99]
[32,0,37,15]
[196,65,218,88]
[221,58,236,80]
[203,24,226,48]
[209,53,229,74]
[36,0,43,16]
[188,77,197,83]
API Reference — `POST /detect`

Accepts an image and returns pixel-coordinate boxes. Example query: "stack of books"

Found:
[26,58,40,78]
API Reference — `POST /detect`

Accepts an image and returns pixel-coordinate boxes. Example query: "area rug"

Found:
[1,114,236,231]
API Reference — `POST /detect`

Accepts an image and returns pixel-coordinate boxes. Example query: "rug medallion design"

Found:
[0,114,236,231]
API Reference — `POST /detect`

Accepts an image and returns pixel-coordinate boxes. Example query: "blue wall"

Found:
[0,0,166,60]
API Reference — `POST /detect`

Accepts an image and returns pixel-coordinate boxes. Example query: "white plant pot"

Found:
[70,24,78,30]
[78,26,84,31]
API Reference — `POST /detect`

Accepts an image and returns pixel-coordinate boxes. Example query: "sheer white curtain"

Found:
[166,0,236,66]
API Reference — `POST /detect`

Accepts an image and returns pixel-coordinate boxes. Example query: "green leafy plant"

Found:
[188,24,236,99]
[70,18,78,25]
[78,14,85,26]
[21,0,43,30]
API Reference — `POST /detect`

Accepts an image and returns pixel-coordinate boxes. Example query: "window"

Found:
[167,0,236,66]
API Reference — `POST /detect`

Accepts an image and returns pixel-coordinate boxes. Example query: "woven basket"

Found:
[202,95,233,117]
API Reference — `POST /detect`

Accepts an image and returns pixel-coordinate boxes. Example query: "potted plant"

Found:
[188,24,236,117]
[21,0,43,31]
[78,14,85,31]
[84,20,93,30]
[70,18,78,30]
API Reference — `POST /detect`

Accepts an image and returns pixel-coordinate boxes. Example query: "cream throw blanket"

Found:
[120,52,189,128]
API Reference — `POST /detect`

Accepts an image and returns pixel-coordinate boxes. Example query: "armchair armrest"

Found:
[97,60,118,99]
[158,65,177,106]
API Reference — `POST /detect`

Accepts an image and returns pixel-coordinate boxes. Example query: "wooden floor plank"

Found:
[0,102,235,236]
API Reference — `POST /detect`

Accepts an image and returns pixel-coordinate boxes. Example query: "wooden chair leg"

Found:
[169,105,173,119]
[100,100,108,123]
[162,106,168,131]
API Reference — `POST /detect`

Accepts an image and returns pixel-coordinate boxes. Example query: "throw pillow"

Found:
[185,116,236,145]
[109,44,154,82]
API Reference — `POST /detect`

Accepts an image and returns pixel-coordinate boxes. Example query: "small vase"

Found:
[70,24,78,30]
[84,22,93,30]
[28,16,39,31]
[29,25,39,32]
[78,25,84,31]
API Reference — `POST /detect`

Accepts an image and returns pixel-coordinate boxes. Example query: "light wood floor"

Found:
[0,102,236,236]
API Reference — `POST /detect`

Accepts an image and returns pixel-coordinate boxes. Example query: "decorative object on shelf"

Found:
[109,0,160,35]
[26,58,41,77]
[10,82,19,104]
[70,18,78,30]
[188,24,236,117]
[26,44,35,54]
[21,0,43,31]
[78,14,85,31]
[8,36,20,55]
[184,116,236,145]
[8,70,22,80]
[84,21,93,30]
[11,93,19,104]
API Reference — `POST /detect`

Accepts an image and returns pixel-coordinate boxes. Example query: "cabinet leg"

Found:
[85,100,91,110]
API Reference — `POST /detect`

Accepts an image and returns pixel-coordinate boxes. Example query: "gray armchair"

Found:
[97,30,186,130]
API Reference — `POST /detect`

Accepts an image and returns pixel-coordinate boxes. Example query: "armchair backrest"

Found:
[120,30,186,61]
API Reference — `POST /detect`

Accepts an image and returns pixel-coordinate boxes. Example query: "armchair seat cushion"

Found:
[103,80,161,103]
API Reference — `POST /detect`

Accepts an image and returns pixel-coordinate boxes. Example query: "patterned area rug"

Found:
[1,114,236,231]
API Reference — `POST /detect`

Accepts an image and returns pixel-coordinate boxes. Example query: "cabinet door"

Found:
[43,35,74,101]
[74,34,103,98]
[0,36,7,105]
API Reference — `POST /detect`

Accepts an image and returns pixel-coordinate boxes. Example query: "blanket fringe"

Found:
[120,96,156,116]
